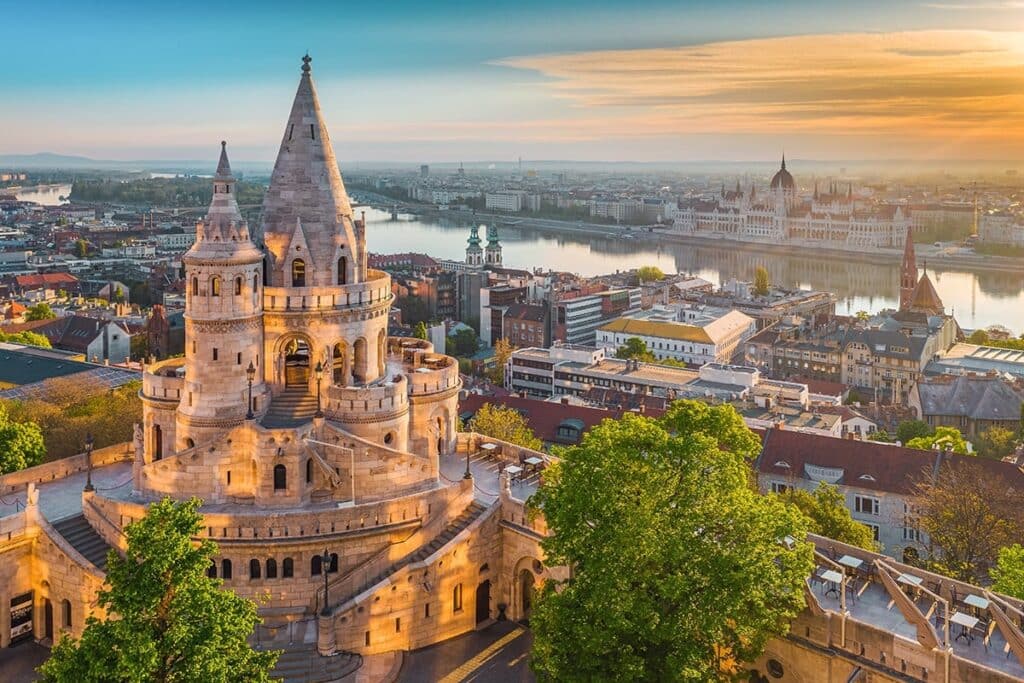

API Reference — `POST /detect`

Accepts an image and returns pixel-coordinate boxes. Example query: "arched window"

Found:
[329,553,339,573]
[310,554,322,576]
[185,438,195,449]
[305,458,313,484]
[273,464,287,491]
[337,256,347,285]
[253,273,259,292]
[207,561,217,579]
[249,559,261,580]
[151,424,162,461]
[291,259,306,287]
[266,559,278,579]
[283,558,294,578]
[234,276,242,295]
[453,583,463,612]
[191,277,198,296]
[221,559,233,579]
[210,276,221,297]
[62,599,72,628]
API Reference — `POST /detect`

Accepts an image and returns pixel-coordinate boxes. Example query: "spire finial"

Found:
[781,152,786,171]
[301,53,312,73]
[215,140,232,178]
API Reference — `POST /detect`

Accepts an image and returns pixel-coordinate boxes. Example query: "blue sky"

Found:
[4,0,1024,162]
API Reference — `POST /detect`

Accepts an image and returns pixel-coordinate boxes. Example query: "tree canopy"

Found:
[992,545,1024,601]
[446,328,479,357]
[487,337,514,385]
[974,426,1018,461]
[779,482,878,551]
[40,498,278,683]
[906,426,969,454]
[413,321,429,341]
[913,461,1024,583]
[615,336,654,362]
[26,302,57,321]
[896,419,932,444]
[753,265,770,296]
[0,402,46,475]
[0,330,52,348]
[467,402,543,451]
[529,401,814,682]
[637,265,665,283]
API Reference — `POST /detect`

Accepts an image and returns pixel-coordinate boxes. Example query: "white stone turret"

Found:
[177,142,268,447]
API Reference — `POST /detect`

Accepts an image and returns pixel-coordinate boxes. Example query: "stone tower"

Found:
[466,225,483,268]
[177,142,268,449]
[484,224,502,266]
[259,54,388,393]
[899,225,917,311]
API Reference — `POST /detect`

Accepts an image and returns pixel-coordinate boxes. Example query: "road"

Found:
[398,621,535,683]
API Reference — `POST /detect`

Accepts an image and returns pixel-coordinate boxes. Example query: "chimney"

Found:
[560,397,569,405]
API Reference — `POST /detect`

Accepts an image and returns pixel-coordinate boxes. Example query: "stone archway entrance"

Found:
[518,569,535,623]
[283,338,311,387]
[43,599,53,641]
[476,580,491,624]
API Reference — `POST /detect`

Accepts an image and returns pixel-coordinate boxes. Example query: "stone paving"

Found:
[398,621,534,683]
[0,462,133,522]
[438,449,540,505]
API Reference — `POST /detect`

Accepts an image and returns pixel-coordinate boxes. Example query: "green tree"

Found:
[0,331,52,348]
[636,265,665,283]
[780,482,878,550]
[753,265,770,296]
[487,337,514,385]
[974,426,1017,461]
[25,302,57,321]
[413,321,429,340]
[992,545,1024,600]
[446,328,479,357]
[896,419,933,444]
[968,329,990,345]
[615,336,654,362]
[0,403,46,474]
[906,425,969,454]
[870,429,893,443]
[530,403,814,682]
[467,402,543,450]
[39,498,278,683]
[74,239,89,258]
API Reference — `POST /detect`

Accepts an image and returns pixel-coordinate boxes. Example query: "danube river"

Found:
[12,187,1022,332]
[361,208,1024,334]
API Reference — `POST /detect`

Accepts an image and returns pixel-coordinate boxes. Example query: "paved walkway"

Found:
[398,622,534,683]
[0,462,133,522]
[0,641,47,682]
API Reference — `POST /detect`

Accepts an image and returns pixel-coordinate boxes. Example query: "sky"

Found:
[5,0,1024,163]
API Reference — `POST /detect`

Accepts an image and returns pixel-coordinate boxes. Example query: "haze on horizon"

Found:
[7,0,1024,165]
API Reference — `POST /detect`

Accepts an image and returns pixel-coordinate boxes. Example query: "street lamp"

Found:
[464,445,472,480]
[246,361,256,420]
[314,360,324,418]
[320,548,331,616]
[83,432,95,492]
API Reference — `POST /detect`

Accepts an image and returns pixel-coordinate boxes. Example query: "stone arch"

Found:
[210,276,221,297]
[332,341,349,386]
[510,556,545,622]
[337,254,347,285]
[274,333,314,389]
[377,329,387,377]
[234,275,243,296]
[291,258,306,287]
[352,337,368,384]
[431,405,452,457]
[151,424,162,461]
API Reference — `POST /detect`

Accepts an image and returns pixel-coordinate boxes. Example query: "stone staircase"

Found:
[269,644,362,683]
[330,501,489,614]
[52,514,113,571]
[263,387,319,428]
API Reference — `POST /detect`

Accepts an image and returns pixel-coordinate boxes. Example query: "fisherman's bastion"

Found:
[2,57,1024,683]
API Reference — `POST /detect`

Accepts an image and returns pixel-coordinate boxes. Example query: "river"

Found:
[361,207,1024,334]
[13,183,72,206]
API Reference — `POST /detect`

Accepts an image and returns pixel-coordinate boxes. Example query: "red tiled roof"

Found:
[12,273,79,289]
[459,394,651,444]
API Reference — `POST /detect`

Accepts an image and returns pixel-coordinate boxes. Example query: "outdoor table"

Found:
[480,443,498,453]
[524,456,544,472]
[951,611,979,643]
[963,594,989,612]
[820,569,843,598]
[838,555,864,574]
[897,573,924,599]
[505,465,523,483]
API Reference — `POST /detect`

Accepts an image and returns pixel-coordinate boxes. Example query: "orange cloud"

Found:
[498,31,1024,157]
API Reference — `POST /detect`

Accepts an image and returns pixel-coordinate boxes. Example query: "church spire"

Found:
[899,225,917,310]
[215,140,232,179]
[260,54,361,288]
[781,153,786,171]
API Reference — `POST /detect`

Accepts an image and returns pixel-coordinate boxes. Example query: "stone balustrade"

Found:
[325,375,409,420]
[0,443,133,496]
[405,353,459,396]
[263,269,391,313]
[141,357,186,403]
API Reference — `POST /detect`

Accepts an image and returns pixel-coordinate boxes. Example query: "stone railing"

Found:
[262,270,392,314]
[0,442,133,496]
[325,375,408,420]
[387,337,434,360]
[0,510,28,542]
[141,357,186,402]
[406,354,460,396]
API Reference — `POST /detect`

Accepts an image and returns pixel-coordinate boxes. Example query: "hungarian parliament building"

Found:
[671,157,912,250]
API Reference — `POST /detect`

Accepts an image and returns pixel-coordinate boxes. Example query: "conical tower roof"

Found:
[908,265,944,315]
[260,54,360,287]
[184,142,261,263]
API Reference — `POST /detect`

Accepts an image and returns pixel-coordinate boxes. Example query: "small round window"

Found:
[766,659,784,679]
[384,432,394,445]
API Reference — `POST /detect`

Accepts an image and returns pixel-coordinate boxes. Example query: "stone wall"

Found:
[0,443,132,496]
